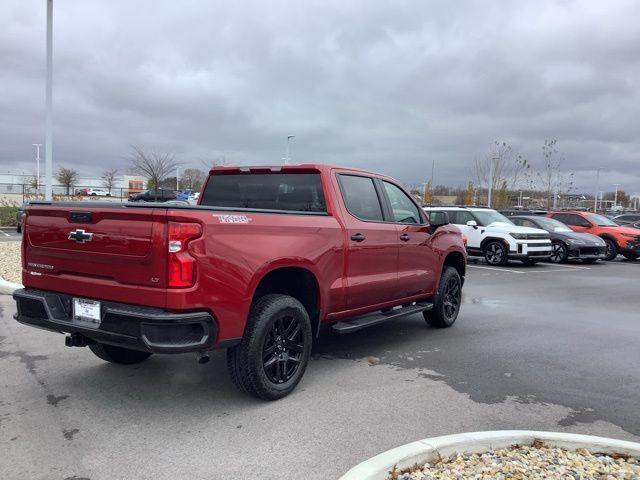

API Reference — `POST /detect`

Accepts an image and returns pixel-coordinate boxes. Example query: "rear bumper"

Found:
[13,288,217,354]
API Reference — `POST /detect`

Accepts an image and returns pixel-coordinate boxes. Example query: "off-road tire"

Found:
[227,294,312,401]
[89,343,152,365]
[603,238,618,261]
[484,240,509,266]
[424,266,462,328]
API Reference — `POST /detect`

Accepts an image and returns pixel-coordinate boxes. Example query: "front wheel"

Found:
[603,238,618,261]
[484,241,509,266]
[89,343,152,365]
[424,266,462,328]
[227,294,312,400]
[548,242,568,263]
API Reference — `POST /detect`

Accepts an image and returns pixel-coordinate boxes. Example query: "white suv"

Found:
[424,206,552,265]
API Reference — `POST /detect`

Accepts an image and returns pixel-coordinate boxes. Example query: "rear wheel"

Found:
[548,242,568,263]
[603,238,618,261]
[89,343,152,365]
[484,241,509,266]
[623,253,638,261]
[227,294,312,400]
[424,266,462,328]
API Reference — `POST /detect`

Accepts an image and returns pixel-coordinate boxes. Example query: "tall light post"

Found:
[613,183,621,209]
[32,143,43,189]
[594,167,602,212]
[44,0,54,201]
[284,135,295,164]
[176,167,179,191]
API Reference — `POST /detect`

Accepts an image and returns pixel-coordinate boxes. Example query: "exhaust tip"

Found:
[196,352,210,365]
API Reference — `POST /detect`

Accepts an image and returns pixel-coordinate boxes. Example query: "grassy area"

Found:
[0,200,19,227]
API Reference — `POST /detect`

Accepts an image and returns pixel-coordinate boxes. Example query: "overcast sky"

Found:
[1,0,639,193]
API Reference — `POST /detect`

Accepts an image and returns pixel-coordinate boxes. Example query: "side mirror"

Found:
[466,220,478,228]
[429,211,450,228]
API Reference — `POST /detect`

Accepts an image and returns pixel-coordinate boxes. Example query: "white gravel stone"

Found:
[392,442,640,480]
[0,242,22,284]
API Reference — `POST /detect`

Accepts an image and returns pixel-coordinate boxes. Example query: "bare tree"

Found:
[533,139,574,209]
[200,155,228,172]
[180,168,206,191]
[128,146,179,199]
[474,141,531,196]
[56,167,79,195]
[101,168,119,195]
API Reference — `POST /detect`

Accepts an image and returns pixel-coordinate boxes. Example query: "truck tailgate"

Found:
[23,205,169,305]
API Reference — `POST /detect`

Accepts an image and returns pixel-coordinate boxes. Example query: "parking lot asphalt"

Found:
[1,259,639,479]
[0,228,21,242]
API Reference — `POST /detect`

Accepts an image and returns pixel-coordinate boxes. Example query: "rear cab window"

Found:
[337,175,384,221]
[200,173,326,213]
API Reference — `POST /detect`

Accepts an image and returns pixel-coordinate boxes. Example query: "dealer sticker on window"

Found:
[73,298,101,327]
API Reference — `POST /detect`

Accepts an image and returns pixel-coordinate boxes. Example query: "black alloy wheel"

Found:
[549,242,568,263]
[603,238,618,261]
[442,275,461,320]
[262,314,305,384]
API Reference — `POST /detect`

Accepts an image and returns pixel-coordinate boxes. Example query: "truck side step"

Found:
[331,302,434,334]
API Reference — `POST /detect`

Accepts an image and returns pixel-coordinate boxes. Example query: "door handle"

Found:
[400,233,410,242]
[350,233,366,242]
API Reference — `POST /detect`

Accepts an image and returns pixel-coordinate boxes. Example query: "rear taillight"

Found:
[461,233,468,246]
[167,222,202,288]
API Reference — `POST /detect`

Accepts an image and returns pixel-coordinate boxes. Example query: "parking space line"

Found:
[0,231,10,237]
[468,265,526,274]
[525,268,591,273]
[543,263,592,270]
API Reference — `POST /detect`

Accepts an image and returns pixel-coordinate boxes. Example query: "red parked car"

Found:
[14,165,467,400]
[547,211,640,261]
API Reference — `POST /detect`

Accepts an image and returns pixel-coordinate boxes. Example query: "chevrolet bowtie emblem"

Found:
[68,229,93,244]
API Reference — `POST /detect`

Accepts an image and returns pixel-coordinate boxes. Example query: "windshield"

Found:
[532,217,572,232]
[473,210,513,226]
[588,214,618,226]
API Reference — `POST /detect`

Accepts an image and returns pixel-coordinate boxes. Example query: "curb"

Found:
[338,430,640,480]
[0,277,23,295]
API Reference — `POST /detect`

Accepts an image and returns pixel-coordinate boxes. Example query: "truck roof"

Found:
[208,164,395,180]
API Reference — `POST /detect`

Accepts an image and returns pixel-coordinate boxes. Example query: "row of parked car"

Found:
[423,206,640,265]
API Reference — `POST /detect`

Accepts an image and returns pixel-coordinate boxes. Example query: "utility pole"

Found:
[176,167,179,191]
[594,167,601,213]
[613,183,621,209]
[44,0,53,201]
[284,135,295,164]
[430,159,435,204]
[32,144,43,189]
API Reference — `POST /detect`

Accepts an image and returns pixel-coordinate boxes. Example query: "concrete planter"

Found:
[338,430,640,480]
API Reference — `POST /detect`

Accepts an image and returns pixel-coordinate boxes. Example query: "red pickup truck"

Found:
[14,164,466,400]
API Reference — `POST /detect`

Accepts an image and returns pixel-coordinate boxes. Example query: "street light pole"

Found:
[32,144,43,189]
[44,0,53,201]
[594,167,602,213]
[285,135,295,164]
[613,183,621,209]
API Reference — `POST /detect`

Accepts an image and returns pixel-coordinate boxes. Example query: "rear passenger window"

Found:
[201,173,326,212]
[382,181,422,224]
[339,175,384,221]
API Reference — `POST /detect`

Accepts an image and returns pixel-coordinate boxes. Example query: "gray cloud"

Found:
[1,0,639,194]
